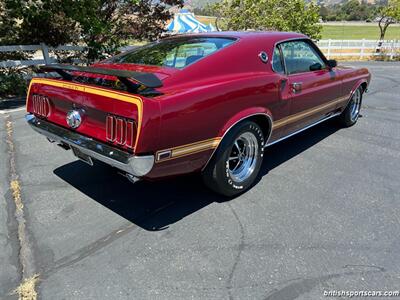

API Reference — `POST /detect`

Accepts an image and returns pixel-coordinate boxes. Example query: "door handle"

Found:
[291,82,302,93]
[279,78,287,92]
[278,78,289,101]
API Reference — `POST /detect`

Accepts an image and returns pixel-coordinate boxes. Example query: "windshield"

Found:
[110,37,236,69]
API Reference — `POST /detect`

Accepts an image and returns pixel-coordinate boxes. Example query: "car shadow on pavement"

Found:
[258,119,341,178]
[54,119,340,231]
[54,162,223,231]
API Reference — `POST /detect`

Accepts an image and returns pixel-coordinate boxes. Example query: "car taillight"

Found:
[32,94,51,117]
[106,115,137,149]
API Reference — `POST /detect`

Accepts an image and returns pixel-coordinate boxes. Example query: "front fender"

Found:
[350,77,369,95]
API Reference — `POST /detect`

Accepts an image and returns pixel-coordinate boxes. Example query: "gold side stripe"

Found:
[156,137,221,162]
[273,95,349,129]
[171,137,221,151]
[172,140,221,156]
[26,78,143,148]
[155,95,350,163]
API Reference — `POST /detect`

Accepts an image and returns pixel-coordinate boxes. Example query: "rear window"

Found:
[110,37,236,69]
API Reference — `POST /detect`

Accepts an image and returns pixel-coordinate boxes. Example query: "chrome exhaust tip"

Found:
[57,142,70,150]
[122,173,141,184]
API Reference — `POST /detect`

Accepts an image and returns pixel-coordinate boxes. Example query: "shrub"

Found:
[373,47,400,61]
[0,68,28,99]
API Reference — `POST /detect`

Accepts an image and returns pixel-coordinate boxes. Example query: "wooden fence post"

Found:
[40,43,51,64]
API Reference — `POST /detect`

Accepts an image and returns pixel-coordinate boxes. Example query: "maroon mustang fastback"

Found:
[26,32,371,196]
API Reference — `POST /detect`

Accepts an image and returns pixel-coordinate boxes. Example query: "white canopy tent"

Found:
[167,10,216,33]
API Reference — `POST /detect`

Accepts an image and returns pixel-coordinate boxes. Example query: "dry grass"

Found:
[11,275,39,300]
[10,180,23,211]
[328,48,374,54]
[6,120,12,135]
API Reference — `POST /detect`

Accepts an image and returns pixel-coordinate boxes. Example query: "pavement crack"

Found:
[226,202,245,300]
[41,222,137,279]
[41,200,177,279]
[5,115,38,300]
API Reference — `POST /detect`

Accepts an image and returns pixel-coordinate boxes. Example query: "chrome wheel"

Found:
[228,132,259,183]
[350,88,362,122]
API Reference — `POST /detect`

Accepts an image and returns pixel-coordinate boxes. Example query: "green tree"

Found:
[320,0,384,22]
[319,5,329,21]
[69,0,184,60]
[194,4,220,17]
[212,0,322,40]
[377,0,400,42]
[0,0,81,46]
[0,0,184,60]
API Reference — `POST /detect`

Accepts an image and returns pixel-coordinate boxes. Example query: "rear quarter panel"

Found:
[144,72,282,178]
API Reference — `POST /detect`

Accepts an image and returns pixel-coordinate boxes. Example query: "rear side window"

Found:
[272,46,285,74]
[280,40,326,75]
[111,37,236,69]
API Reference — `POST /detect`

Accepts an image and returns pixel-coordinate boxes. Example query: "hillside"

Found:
[187,0,379,8]
[185,0,216,8]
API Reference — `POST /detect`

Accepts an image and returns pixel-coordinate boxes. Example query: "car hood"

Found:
[335,64,357,70]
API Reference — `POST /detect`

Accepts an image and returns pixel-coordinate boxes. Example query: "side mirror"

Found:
[309,62,322,71]
[327,59,337,68]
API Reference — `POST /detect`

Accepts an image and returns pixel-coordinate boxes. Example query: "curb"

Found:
[0,97,26,112]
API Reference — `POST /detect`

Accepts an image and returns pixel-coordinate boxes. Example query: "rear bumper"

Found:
[25,114,154,177]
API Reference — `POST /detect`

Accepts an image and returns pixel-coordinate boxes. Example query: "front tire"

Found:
[202,121,264,197]
[337,86,363,127]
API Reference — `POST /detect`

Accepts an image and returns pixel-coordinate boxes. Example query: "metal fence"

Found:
[0,39,399,68]
[0,43,85,68]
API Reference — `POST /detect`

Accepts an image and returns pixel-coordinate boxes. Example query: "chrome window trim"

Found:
[271,38,330,76]
[271,37,305,75]
[271,44,285,74]
[110,36,239,70]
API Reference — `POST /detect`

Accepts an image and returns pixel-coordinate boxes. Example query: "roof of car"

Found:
[164,31,308,43]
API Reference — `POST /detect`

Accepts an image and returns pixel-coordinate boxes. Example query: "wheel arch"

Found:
[202,109,273,171]
[360,81,368,92]
[343,79,368,109]
[351,79,368,96]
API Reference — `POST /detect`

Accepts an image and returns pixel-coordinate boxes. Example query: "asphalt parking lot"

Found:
[1,61,399,299]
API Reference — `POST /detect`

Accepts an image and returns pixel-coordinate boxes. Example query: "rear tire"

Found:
[337,86,363,127]
[202,121,264,197]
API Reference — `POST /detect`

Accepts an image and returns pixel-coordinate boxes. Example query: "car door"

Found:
[279,40,342,135]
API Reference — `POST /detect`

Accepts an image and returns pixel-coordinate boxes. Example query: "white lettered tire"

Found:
[202,121,264,197]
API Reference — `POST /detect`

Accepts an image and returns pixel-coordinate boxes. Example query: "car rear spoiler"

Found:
[39,64,163,90]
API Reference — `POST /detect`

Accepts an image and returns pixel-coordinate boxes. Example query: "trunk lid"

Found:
[27,77,143,152]
[27,63,173,152]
